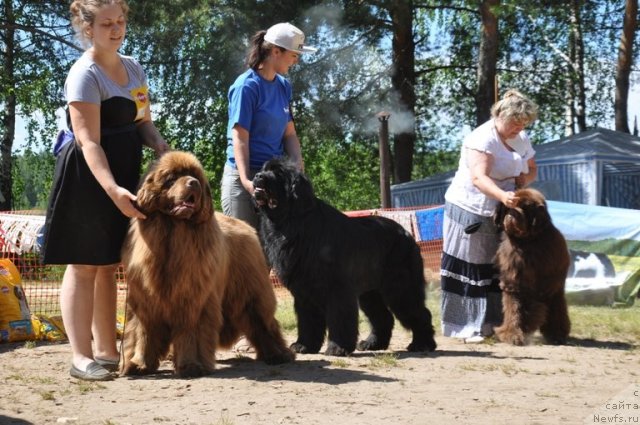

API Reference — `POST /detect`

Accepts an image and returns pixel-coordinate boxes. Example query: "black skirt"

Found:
[42,97,143,265]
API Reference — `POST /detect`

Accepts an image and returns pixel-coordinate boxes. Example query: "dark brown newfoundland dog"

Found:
[494,188,571,345]
[253,159,437,356]
[120,151,294,377]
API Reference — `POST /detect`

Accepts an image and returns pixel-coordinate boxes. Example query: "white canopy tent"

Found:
[391,128,640,210]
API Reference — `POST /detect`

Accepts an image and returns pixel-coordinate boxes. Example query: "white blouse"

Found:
[445,119,535,216]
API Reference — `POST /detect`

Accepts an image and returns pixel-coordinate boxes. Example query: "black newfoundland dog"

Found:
[252,159,437,356]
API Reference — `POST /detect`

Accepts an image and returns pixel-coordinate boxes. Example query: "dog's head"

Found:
[136,151,213,223]
[494,188,551,240]
[252,158,316,220]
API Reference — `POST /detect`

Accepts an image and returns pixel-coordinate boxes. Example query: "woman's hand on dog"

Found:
[241,176,255,195]
[110,186,147,219]
[502,190,520,208]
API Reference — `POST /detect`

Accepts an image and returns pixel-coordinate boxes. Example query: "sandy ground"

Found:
[0,320,638,425]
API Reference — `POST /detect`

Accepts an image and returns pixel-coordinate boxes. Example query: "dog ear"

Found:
[135,173,158,213]
[291,172,315,205]
[531,204,550,229]
[494,202,507,230]
[194,178,213,223]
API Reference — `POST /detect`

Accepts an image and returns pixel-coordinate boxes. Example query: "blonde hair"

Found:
[70,0,129,46]
[490,89,538,125]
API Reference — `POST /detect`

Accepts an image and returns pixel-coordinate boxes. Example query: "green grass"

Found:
[568,303,640,342]
[429,287,640,344]
[275,288,640,345]
[366,353,399,369]
[39,390,55,401]
[274,295,297,333]
[213,414,235,425]
[276,293,374,334]
[27,280,640,346]
[4,367,57,385]
[75,381,108,394]
[458,362,528,375]
[330,358,350,368]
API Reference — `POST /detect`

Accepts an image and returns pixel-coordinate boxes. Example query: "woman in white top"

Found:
[440,89,538,343]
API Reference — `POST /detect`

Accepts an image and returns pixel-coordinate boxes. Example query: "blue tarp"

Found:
[414,207,444,241]
[548,201,640,242]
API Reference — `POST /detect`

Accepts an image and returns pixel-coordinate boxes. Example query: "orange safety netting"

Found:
[0,208,443,315]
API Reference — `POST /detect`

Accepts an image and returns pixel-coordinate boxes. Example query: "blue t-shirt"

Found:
[225,69,293,170]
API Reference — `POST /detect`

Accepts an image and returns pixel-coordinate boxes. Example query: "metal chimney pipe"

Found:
[376,111,391,209]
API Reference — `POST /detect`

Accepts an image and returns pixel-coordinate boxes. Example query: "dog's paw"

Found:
[289,342,320,354]
[357,335,389,351]
[500,336,525,346]
[543,335,568,345]
[262,348,296,364]
[324,341,351,357]
[407,337,437,352]
[120,361,155,376]
[175,363,213,378]
[495,328,526,346]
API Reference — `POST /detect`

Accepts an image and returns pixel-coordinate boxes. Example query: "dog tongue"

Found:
[172,201,194,216]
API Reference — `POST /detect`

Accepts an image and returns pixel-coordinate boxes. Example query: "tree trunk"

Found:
[564,45,576,136]
[389,0,416,184]
[1,0,16,210]
[615,0,638,134]
[476,0,499,127]
[570,0,587,132]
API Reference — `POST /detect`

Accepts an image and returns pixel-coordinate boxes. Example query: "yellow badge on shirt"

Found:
[130,85,149,121]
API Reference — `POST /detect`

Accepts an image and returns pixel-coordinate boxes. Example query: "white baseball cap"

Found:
[264,23,317,54]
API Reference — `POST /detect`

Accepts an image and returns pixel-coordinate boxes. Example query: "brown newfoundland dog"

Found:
[493,188,571,345]
[120,151,294,377]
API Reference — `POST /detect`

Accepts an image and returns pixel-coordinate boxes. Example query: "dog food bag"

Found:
[31,314,66,342]
[0,259,36,342]
[116,313,125,338]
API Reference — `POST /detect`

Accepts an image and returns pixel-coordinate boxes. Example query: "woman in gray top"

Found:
[42,0,168,381]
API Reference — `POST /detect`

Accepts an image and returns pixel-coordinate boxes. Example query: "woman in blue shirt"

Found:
[222,22,316,228]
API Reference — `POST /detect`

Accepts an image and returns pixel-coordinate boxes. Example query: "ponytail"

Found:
[245,30,286,70]
[246,30,268,70]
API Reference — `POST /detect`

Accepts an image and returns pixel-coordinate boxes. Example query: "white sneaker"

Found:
[464,335,485,344]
